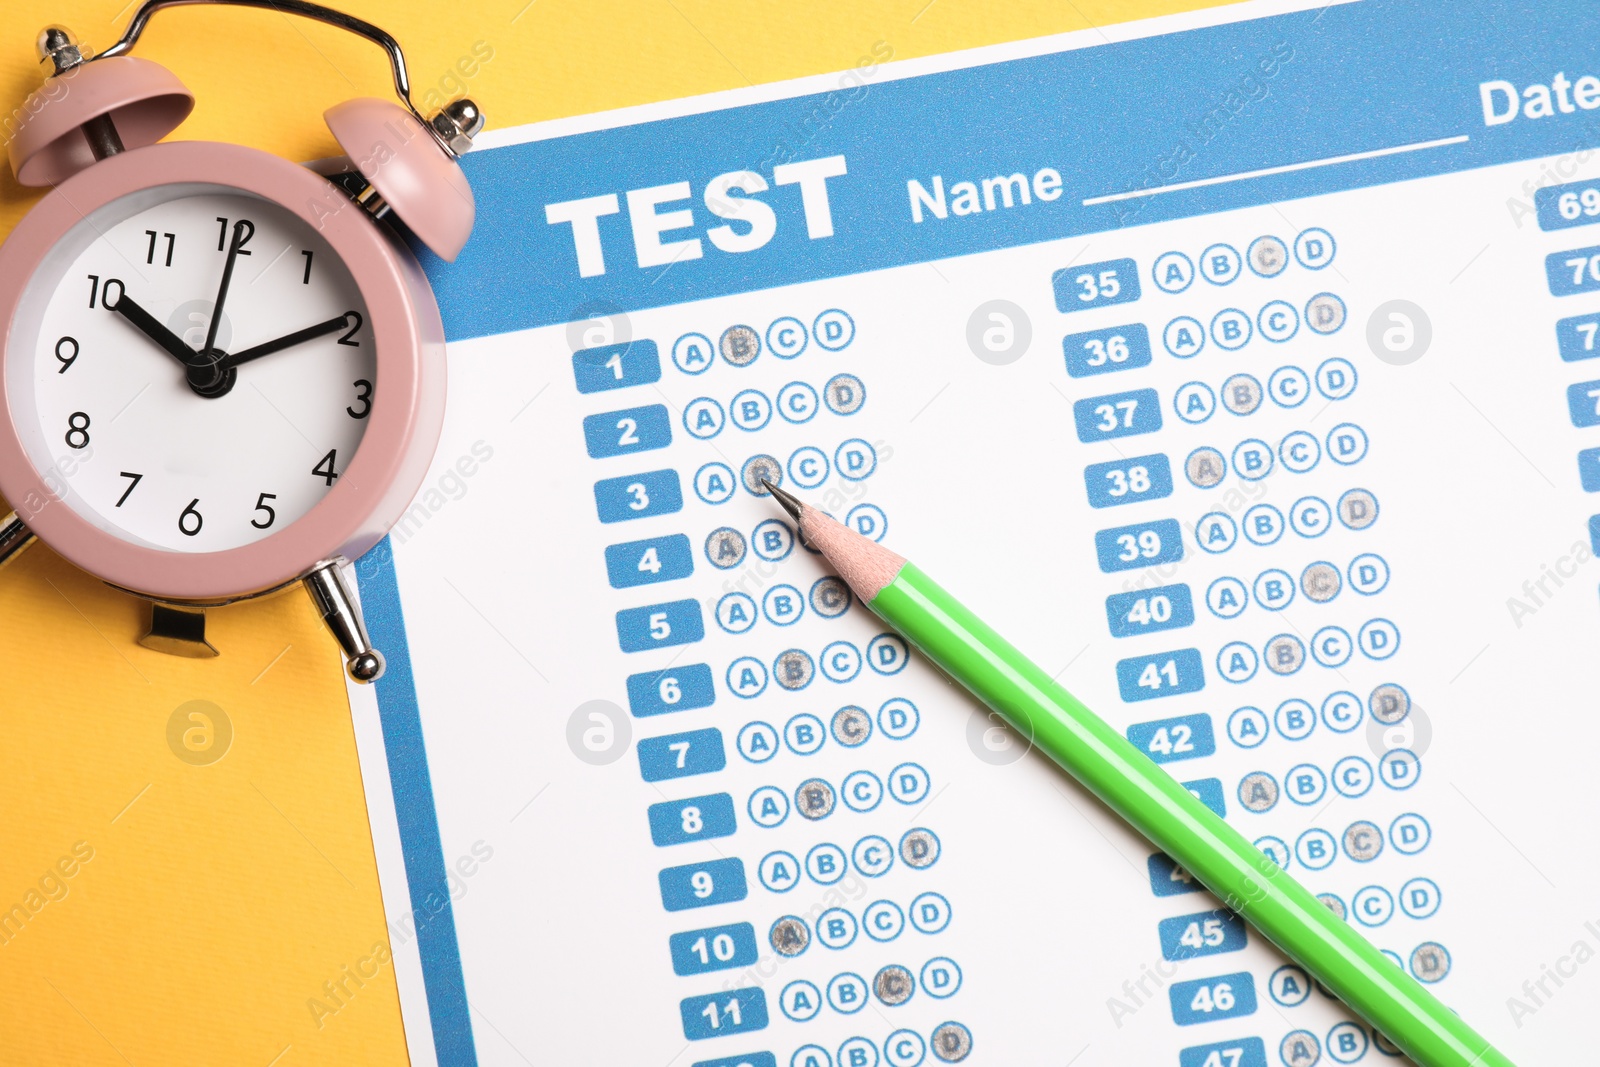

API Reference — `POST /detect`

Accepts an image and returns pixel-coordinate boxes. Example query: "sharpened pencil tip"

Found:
[761,479,805,521]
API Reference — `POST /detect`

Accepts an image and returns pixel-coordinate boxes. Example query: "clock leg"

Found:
[138,602,219,658]
[0,511,37,572]
[303,561,384,683]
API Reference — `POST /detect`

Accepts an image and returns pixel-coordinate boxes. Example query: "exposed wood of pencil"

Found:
[797,505,906,601]
[760,479,907,600]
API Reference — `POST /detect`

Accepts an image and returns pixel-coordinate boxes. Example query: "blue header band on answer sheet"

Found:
[427,0,1600,341]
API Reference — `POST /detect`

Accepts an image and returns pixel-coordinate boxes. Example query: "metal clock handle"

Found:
[304,561,384,682]
[96,0,480,156]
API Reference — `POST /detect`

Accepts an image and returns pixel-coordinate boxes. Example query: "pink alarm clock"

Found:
[0,0,483,681]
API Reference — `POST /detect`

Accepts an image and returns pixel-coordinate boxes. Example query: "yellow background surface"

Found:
[0,1,1229,1062]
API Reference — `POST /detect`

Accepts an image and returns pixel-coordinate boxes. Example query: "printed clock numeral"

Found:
[338,311,362,346]
[143,229,176,267]
[86,275,124,309]
[64,411,90,449]
[55,336,79,373]
[179,499,204,537]
[347,379,373,419]
[251,493,278,529]
[313,449,339,486]
[214,216,255,253]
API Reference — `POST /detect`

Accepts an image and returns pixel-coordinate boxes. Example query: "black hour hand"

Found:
[108,293,201,368]
[222,313,353,370]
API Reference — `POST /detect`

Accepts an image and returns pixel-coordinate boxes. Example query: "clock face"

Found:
[7,184,375,553]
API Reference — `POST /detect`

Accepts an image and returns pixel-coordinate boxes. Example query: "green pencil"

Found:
[761,480,1512,1067]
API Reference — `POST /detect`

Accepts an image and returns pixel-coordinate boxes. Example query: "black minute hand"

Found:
[203,219,251,355]
[222,314,352,369]
[109,293,202,368]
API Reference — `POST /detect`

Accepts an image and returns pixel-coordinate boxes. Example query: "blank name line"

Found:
[1083,134,1471,206]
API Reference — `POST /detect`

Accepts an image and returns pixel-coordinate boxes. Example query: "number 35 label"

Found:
[1052,257,1141,312]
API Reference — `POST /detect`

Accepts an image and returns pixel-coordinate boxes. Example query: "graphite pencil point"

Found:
[761,479,805,521]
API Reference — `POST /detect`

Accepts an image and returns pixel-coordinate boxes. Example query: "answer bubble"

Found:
[1200,243,1242,286]
[811,577,853,618]
[1342,820,1384,862]
[874,964,916,1006]
[566,699,630,765]
[1305,292,1347,334]
[1264,634,1306,675]
[766,316,808,358]
[741,454,782,495]
[1410,942,1452,983]
[966,299,1032,365]
[1367,683,1411,724]
[1280,1030,1322,1067]
[166,699,233,766]
[1152,251,1195,293]
[1248,235,1288,276]
[1185,446,1227,489]
[831,705,872,747]
[887,1029,927,1066]
[770,915,810,956]
[1337,488,1379,530]
[1164,315,1206,358]
[826,373,867,414]
[777,381,819,426]
[719,324,761,365]
[1367,298,1432,365]
[829,975,869,1015]
[1300,562,1341,602]
[1294,227,1337,269]
[1268,965,1312,1007]
[900,828,941,868]
[813,309,856,350]
[1221,373,1263,414]
[1239,771,1280,812]
[774,648,815,690]
[1174,381,1216,424]
[795,778,837,820]
[932,1021,974,1061]
[704,527,746,570]
[672,331,714,374]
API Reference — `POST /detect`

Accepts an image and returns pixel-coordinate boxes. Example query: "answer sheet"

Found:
[349,2,1600,1063]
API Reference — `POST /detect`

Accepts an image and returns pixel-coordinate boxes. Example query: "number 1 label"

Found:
[572,339,662,393]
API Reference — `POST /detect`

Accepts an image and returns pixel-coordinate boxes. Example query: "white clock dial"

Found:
[9,185,375,552]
